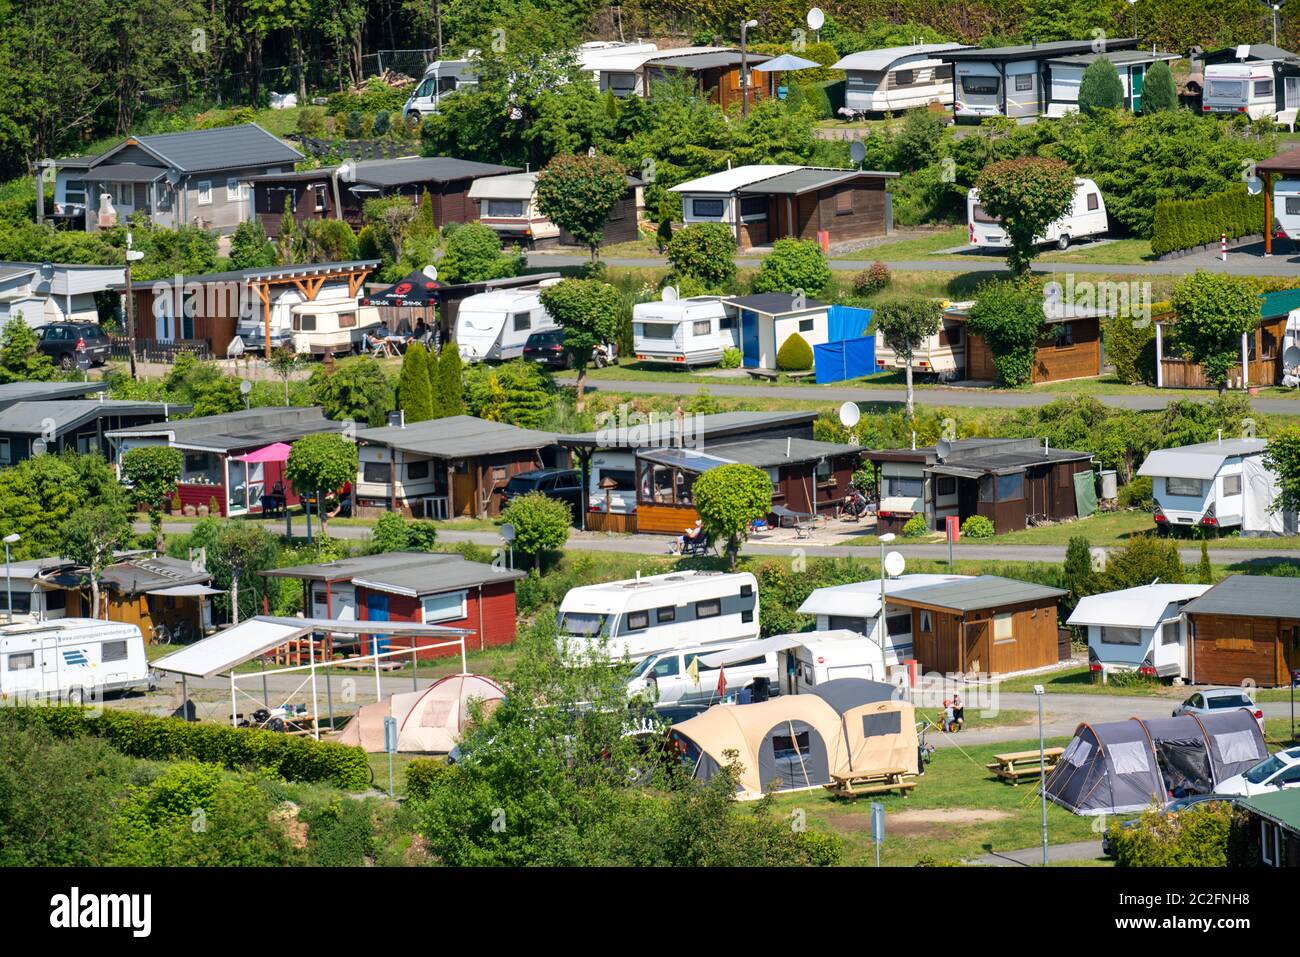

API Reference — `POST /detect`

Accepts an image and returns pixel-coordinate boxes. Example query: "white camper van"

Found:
[403,57,480,121]
[1138,438,1269,534]
[968,178,1107,251]
[556,570,760,662]
[1202,62,1280,120]
[626,642,778,705]
[1070,583,1209,682]
[453,281,562,362]
[0,618,153,703]
[632,295,739,366]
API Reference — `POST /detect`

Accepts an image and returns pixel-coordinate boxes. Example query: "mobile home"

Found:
[453,281,562,362]
[556,570,759,662]
[1201,44,1300,121]
[402,57,480,121]
[467,170,642,250]
[832,43,968,114]
[0,618,153,703]
[1137,437,1290,535]
[874,302,968,379]
[1043,49,1179,116]
[632,295,738,365]
[968,178,1106,251]
[1070,583,1209,682]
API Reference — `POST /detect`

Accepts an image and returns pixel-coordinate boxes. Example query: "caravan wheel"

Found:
[1056,234,1071,251]
[66,687,85,706]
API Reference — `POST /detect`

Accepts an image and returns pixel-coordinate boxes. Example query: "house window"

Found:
[885,475,923,498]
[1166,476,1203,497]
[893,69,915,87]
[979,474,995,502]
[885,612,911,636]
[197,181,212,205]
[835,185,854,215]
[638,322,674,340]
[993,612,1014,642]
[696,598,721,619]
[421,590,467,623]
[816,459,832,482]
[691,198,725,219]
[1261,821,1279,866]
[338,312,357,329]
[624,610,650,631]
[0,439,9,464]
[798,317,815,332]
[1256,79,1274,98]
[45,590,66,611]
[828,615,867,632]
[1263,325,1278,359]
[655,605,675,623]
[64,180,87,205]
[919,610,932,633]
[1014,73,1033,92]
[313,184,328,212]
[1100,626,1141,646]
[0,592,31,613]
[407,460,430,481]
[6,652,33,671]
[487,199,524,217]
[511,312,531,332]
[692,320,712,336]
[996,472,1024,501]
[292,313,317,331]
[102,640,128,662]
[1288,197,1300,217]
[1223,474,1242,496]
[1055,322,1074,348]
[936,476,957,496]
[739,196,768,219]
[363,461,392,483]
[226,178,243,202]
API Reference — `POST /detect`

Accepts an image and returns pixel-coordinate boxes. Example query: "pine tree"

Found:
[1078,59,1124,115]
[426,344,443,418]
[1063,536,1095,605]
[1197,538,1213,585]
[437,342,464,416]
[1141,60,1177,113]
[276,195,301,265]
[397,342,434,423]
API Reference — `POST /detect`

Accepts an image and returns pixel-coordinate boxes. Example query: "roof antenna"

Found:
[786,436,791,458]
[911,430,916,450]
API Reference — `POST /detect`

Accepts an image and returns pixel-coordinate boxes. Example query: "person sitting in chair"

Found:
[671,520,704,555]
[950,692,965,731]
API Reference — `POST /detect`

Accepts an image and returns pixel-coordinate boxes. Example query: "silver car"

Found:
[1172,687,1265,734]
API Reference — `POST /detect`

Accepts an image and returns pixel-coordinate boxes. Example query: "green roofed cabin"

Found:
[1155,286,1300,389]
[1239,785,1300,867]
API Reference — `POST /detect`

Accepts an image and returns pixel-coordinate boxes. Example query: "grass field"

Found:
[830,227,1155,266]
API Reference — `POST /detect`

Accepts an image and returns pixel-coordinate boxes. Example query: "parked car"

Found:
[522,328,615,370]
[626,643,779,706]
[1172,687,1265,733]
[35,322,110,369]
[1215,747,1300,797]
[499,468,584,521]
[1101,793,1237,857]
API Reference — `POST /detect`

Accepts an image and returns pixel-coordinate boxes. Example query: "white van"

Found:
[557,570,760,662]
[627,643,778,706]
[790,630,890,692]
[968,178,1107,251]
[402,57,480,121]
[632,295,739,366]
[0,618,154,704]
[1202,62,1279,120]
[454,282,561,363]
[874,304,967,379]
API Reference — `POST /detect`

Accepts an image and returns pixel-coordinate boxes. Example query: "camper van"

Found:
[834,44,966,115]
[874,303,967,379]
[968,178,1107,251]
[1275,179,1300,241]
[1202,62,1282,120]
[453,281,562,363]
[632,296,739,366]
[1138,438,1270,535]
[1070,583,1209,682]
[0,618,154,703]
[403,57,480,121]
[789,631,890,692]
[556,570,760,662]
[626,643,778,705]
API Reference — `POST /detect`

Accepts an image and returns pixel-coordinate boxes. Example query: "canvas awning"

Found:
[145,584,224,598]
[236,442,293,463]
[698,634,808,667]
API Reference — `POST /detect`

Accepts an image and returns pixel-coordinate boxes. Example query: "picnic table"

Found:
[771,503,816,538]
[986,747,1064,785]
[823,767,915,799]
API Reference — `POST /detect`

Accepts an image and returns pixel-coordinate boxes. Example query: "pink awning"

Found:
[235,442,293,463]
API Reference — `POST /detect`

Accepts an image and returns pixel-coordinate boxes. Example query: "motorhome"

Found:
[632,295,739,366]
[1138,437,1276,535]
[556,570,760,662]
[626,642,778,705]
[968,178,1107,251]
[0,618,153,703]
[1069,583,1210,682]
[402,57,480,121]
[833,43,967,115]
[874,302,968,379]
[1203,61,1285,120]
[453,280,562,363]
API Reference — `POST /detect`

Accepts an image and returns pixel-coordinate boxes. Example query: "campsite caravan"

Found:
[1137,438,1273,535]
[402,58,480,120]
[556,570,759,662]
[453,281,561,363]
[832,44,967,115]
[791,631,889,690]
[1203,62,1285,120]
[968,178,1106,251]
[632,295,739,366]
[1069,583,1210,682]
[873,303,968,379]
[286,300,382,355]
[0,618,153,703]
[1276,179,1300,240]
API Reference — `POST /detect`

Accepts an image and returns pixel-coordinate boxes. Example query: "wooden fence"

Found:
[110,337,211,363]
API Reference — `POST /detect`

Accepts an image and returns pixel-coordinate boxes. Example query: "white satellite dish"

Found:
[422,264,439,281]
[936,437,952,462]
[240,379,253,395]
[500,523,516,543]
[1246,176,1263,195]
[1236,44,1252,61]
[838,401,861,428]
[807,6,825,31]
[883,551,906,578]
[662,285,679,302]
[1285,345,1300,368]
[849,140,867,166]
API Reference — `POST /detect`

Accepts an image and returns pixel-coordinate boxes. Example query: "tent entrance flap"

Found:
[1153,740,1214,795]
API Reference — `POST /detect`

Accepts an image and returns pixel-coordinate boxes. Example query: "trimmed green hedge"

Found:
[8,706,370,790]
[1151,185,1263,257]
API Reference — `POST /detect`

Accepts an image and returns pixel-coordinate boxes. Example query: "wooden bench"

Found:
[986,747,1064,785]
[745,369,780,381]
[823,767,916,799]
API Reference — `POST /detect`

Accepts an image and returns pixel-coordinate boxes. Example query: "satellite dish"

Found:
[239,379,253,395]
[936,437,952,462]
[500,523,516,543]
[838,401,861,428]
[849,140,867,166]
[1284,345,1300,368]
[662,285,679,302]
[806,6,825,30]
[883,551,906,578]
[31,439,46,457]
[337,162,355,184]
[422,265,438,281]
[1236,44,1252,61]
[1247,176,1263,195]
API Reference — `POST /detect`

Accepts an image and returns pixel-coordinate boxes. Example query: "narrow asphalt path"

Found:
[969,840,1105,866]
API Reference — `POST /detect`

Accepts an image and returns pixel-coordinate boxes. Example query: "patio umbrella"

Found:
[364,269,443,308]
[236,442,293,463]
[752,53,821,72]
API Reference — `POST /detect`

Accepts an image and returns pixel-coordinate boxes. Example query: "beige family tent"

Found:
[668,678,917,798]
[335,673,506,753]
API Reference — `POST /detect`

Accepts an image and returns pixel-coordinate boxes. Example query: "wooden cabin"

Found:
[0,399,178,467]
[884,575,1067,675]
[99,556,215,642]
[953,303,1106,384]
[1182,575,1300,687]
[643,47,772,111]
[1155,287,1300,390]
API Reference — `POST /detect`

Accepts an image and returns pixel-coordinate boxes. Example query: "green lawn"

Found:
[995,666,1175,697]
[830,228,1155,266]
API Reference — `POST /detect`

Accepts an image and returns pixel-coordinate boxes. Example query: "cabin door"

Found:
[451,469,477,517]
[963,619,990,674]
[741,310,761,368]
[1288,77,1300,110]
[1129,65,1144,111]
[365,593,390,654]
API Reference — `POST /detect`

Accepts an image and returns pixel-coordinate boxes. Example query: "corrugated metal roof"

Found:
[1260,286,1300,318]
[647,48,770,70]
[351,156,519,187]
[884,575,1066,612]
[1137,439,1266,480]
[669,164,802,194]
[0,381,106,409]
[942,38,1138,62]
[356,414,557,458]
[101,556,211,596]
[0,399,175,435]
[1239,787,1300,831]
[1045,49,1178,66]
[737,167,898,195]
[558,410,817,447]
[354,557,525,596]
[1183,574,1300,620]
[831,43,969,72]
[91,124,303,175]
[261,551,452,582]
[703,437,861,469]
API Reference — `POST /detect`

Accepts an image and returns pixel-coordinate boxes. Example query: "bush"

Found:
[1111,801,1244,867]
[960,515,995,539]
[852,261,891,296]
[1118,475,1153,510]
[1151,185,1263,257]
[776,333,814,371]
[719,347,742,369]
[7,707,370,790]
[901,513,930,538]
[1105,311,1158,385]
[1142,61,1177,114]
[965,278,1045,387]
[665,222,736,290]
[405,758,452,800]
[1078,59,1124,115]
[500,491,572,568]
[752,238,832,297]
[370,511,438,553]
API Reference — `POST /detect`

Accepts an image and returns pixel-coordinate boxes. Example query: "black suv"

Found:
[522,329,615,370]
[500,468,584,522]
[36,322,110,369]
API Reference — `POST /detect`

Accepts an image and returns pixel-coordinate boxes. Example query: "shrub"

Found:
[500,491,572,569]
[1105,312,1158,384]
[1118,475,1153,510]
[1141,60,1177,114]
[405,758,452,801]
[752,238,832,297]
[1111,801,1244,867]
[853,261,891,296]
[719,347,742,369]
[1078,59,1123,115]
[665,222,736,290]
[372,110,391,137]
[344,111,364,139]
[960,515,995,539]
[1151,185,1264,257]
[965,278,1045,387]
[901,513,930,538]
[775,333,814,371]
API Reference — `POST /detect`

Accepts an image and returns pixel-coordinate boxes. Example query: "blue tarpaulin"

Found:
[814,336,876,384]
[827,304,873,341]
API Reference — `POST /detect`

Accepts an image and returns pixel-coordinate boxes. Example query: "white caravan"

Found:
[632,295,739,366]
[694,630,904,696]
[626,642,778,706]
[556,570,759,662]
[833,43,967,115]
[874,303,968,379]
[1275,179,1300,240]
[1138,437,1271,534]
[969,178,1107,251]
[1202,62,1281,120]
[453,280,562,363]
[0,618,154,703]
[1070,583,1209,683]
[286,300,382,356]
[402,57,480,121]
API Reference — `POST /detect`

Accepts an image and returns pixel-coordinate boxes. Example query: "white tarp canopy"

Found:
[698,634,807,667]
[152,616,472,678]
[146,584,225,597]
[1243,454,1298,535]
[1067,584,1210,630]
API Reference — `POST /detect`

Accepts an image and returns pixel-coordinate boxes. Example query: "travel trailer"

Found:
[402,57,480,121]
[968,178,1107,251]
[1274,179,1300,240]
[285,300,383,356]
[576,41,660,96]
[556,570,760,662]
[0,618,153,703]
[1070,583,1210,683]
[453,280,562,362]
[626,642,778,705]
[833,43,967,115]
[1138,437,1292,535]
[790,631,890,690]
[874,302,968,379]
[632,295,739,366]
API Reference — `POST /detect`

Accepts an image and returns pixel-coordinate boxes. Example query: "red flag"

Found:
[716,664,727,699]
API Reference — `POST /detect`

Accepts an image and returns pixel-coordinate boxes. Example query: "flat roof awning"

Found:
[639,446,736,473]
[146,584,224,598]
[648,50,770,70]
[926,464,985,480]
[737,168,898,195]
[697,634,807,666]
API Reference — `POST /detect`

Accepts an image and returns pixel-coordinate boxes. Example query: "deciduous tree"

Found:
[693,464,773,569]
[538,278,622,401]
[871,299,942,416]
[974,157,1077,274]
[535,152,629,262]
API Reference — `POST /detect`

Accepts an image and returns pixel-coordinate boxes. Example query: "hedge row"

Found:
[8,706,370,791]
[1151,184,1263,257]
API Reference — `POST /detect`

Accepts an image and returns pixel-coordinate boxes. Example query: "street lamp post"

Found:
[1035,683,1048,866]
[1127,0,1137,39]
[740,19,759,117]
[3,533,19,624]
[878,532,896,674]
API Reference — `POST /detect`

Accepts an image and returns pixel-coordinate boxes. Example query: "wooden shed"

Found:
[1155,287,1300,390]
[953,303,1106,384]
[884,575,1067,675]
[1182,575,1300,687]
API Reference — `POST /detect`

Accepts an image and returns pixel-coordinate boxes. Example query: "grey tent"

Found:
[805,677,900,713]
[1187,709,1268,781]
[1140,715,1215,794]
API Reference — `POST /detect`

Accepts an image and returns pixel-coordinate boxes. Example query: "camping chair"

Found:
[772,504,815,539]
[681,532,714,557]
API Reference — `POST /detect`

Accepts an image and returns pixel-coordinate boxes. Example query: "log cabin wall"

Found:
[906,599,1059,675]
[1189,612,1298,687]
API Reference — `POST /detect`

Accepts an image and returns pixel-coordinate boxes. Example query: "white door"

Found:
[1286,77,1300,110]
[247,462,265,511]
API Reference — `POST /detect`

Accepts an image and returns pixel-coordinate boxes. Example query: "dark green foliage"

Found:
[500,490,571,568]
[1105,313,1158,385]
[775,332,814,371]
[369,511,438,553]
[1151,185,1264,257]
[229,219,278,269]
[436,342,465,417]
[1111,801,1247,867]
[665,222,736,290]
[306,358,394,427]
[538,278,624,396]
[299,798,376,867]
[965,278,1045,387]
[397,341,434,423]
[463,358,554,428]
[1197,538,1213,584]
[974,157,1077,273]
[694,464,773,568]
[1098,536,1185,591]
[901,513,929,538]
[438,222,524,284]
[0,316,56,382]
[1078,59,1124,115]
[960,515,995,539]
[1141,60,1177,113]
[1062,536,1095,617]
[752,238,832,297]
[1170,271,1260,391]
[534,152,629,261]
